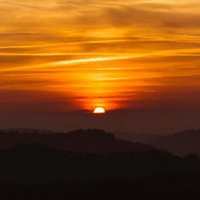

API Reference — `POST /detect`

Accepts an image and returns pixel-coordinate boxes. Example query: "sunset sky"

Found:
[0,0,200,133]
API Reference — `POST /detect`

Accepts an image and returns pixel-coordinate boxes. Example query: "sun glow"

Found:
[93,107,106,114]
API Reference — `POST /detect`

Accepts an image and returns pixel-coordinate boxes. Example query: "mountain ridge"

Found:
[0,129,153,154]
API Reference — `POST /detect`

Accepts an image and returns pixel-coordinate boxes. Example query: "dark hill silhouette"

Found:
[0,129,153,154]
[1,129,200,199]
[1,133,200,198]
[150,129,200,156]
[1,143,200,184]
[0,143,197,184]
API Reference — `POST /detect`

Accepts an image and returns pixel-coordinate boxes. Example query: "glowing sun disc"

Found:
[93,107,106,114]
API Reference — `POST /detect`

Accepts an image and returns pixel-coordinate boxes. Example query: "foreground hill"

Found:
[0,143,198,183]
[0,129,153,154]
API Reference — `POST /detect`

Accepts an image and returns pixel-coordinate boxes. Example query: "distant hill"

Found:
[114,131,159,144]
[149,129,200,156]
[0,129,153,154]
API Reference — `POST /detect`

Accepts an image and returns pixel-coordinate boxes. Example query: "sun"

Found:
[93,107,106,114]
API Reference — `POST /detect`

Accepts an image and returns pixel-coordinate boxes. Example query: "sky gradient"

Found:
[0,0,200,133]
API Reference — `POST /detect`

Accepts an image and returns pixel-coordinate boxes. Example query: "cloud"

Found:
[0,0,200,113]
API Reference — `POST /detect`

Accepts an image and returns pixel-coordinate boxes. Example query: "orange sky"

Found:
[0,0,200,132]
